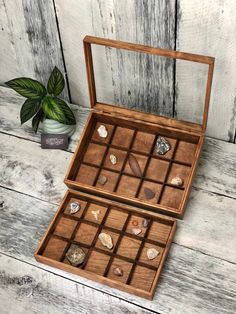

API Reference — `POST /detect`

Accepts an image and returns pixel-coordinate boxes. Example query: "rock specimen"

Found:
[98,174,108,185]
[132,228,142,235]
[156,136,171,155]
[66,244,86,266]
[98,232,113,249]
[91,209,100,221]
[109,154,117,165]
[147,248,159,260]
[128,154,142,177]
[132,220,138,226]
[144,187,155,200]
[97,125,108,138]
[113,267,123,276]
[70,201,81,214]
[171,177,184,186]
[142,218,149,228]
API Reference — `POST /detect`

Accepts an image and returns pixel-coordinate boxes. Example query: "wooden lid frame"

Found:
[83,35,215,132]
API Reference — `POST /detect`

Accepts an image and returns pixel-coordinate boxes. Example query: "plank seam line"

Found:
[172,242,236,266]
[0,184,60,207]
[192,186,236,202]
[51,0,72,103]
[0,251,160,314]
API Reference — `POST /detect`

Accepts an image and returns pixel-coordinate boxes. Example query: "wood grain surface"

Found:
[0,0,69,100]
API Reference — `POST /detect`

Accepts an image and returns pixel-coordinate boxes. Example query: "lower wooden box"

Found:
[35,190,176,299]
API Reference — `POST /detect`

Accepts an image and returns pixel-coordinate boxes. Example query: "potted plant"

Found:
[5,67,76,136]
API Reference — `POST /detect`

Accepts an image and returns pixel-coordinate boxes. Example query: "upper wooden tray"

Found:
[83,35,215,133]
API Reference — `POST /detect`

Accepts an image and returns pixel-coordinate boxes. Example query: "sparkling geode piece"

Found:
[97,125,108,138]
[171,177,184,186]
[70,201,81,214]
[66,244,86,266]
[109,154,117,165]
[98,232,113,249]
[147,248,159,260]
[113,267,123,276]
[156,136,171,155]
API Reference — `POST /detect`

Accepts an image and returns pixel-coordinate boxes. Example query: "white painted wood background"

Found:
[1,1,236,142]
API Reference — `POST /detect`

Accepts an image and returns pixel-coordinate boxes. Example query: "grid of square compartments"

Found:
[37,193,175,296]
[73,120,199,212]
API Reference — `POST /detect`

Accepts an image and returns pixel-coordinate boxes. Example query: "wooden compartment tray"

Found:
[65,111,203,218]
[35,190,176,300]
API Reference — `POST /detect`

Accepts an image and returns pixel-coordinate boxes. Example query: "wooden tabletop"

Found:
[0,86,236,314]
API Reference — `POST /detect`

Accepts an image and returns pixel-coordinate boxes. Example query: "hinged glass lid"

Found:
[83,36,214,132]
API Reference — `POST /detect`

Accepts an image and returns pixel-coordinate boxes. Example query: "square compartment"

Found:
[112,127,135,148]
[148,221,172,244]
[131,131,155,153]
[125,215,148,238]
[116,175,140,197]
[153,136,177,159]
[53,217,77,239]
[92,122,114,143]
[84,250,110,275]
[138,181,162,204]
[64,197,88,218]
[107,258,133,283]
[146,158,169,182]
[117,236,141,260]
[167,163,191,188]
[105,207,128,230]
[123,153,148,177]
[130,265,156,291]
[75,164,98,185]
[83,143,107,166]
[43,236,68,261]
[84,203,108,224]
[139,242,164,268]
[95,229,120,253]
[160,186,184,210]
[74,223,98,245]
[175,140,197,164]
[103,148,127,171]
[96,170,119,191]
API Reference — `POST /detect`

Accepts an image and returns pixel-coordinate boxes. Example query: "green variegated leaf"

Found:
[5,78,46,99]
[20,98,40,125]
[32,108,44,133]
[47,66,65,96]
[42,96,76,125]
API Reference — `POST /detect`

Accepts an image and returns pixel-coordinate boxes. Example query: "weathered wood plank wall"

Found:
[1,0,236,142]
[0,0,69,100]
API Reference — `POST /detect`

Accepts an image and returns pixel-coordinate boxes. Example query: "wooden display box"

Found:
[35,36,214,299]
[65,36,214,219]
[35,190,176,300]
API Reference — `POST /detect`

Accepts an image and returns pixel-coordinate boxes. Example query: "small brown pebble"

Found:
[132,220,138,226]
[98,175,108,185]
[144,187,155,200]
[142,218,149,228]
[113,267,123,276]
